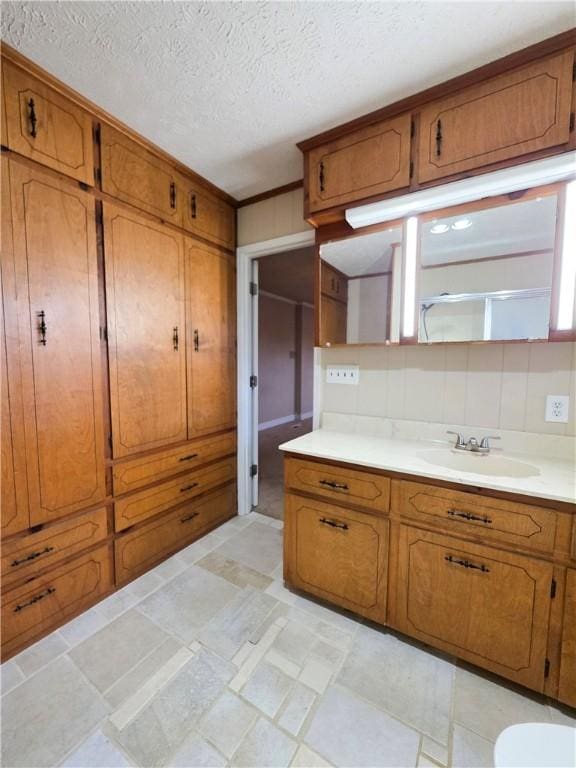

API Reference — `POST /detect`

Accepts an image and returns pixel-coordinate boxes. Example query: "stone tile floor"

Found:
[1,512,574,768]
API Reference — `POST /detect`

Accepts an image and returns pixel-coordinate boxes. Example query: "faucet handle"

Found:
[480,435,501,449]
[447,430,465,448]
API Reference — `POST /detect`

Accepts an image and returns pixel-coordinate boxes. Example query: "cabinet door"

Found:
[417,51,574,184]
[104,204,187,457]
[558,568,576,708]
[2,61,94,185]
[185,239,236,438]
[285,493,388,623]
[320,295,347,345]
[395,525,553,691]
[181,178,236,249]
[100,125,181,225]
[308,114,412,213]
[1,158,29,536]
[321,261,348,302]
[8,161,106,525]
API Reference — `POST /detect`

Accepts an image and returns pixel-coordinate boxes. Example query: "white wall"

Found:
[237,188,313,246]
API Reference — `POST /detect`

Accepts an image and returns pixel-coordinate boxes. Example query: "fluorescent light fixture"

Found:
[345,152,576,229]
[451,218,472,231]
[556,179,576,330]
[430,223,449,234]
[402,217,418,338]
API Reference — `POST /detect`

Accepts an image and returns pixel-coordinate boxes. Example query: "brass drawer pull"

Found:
[436,119,442,157]
[319,479,349,491]
[319,161,325,192]
[28,97,37,138]
[447,508,492,525]
[13,586,56,613]
[445,554,489,573]
[190,193,197,219]
[180,483,199,493]
[319,517,349,531]
[11,546,55,568]
[173,326,179,351]
[37,310,47,346]
[169,182,176,209]
[194,329,199,352]
[180,512,200,523]
[178,453,199,462]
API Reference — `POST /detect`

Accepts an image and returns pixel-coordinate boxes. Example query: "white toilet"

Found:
[494,723,576,768]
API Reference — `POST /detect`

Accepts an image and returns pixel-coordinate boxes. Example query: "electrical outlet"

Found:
[545,395,570,423]
[326,366,359,385]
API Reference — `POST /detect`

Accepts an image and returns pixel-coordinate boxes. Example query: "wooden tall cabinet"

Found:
[104,204,188,457]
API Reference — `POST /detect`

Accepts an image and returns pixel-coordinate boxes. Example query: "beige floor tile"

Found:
[199,690,257,757]
[177,538,215,565]
[196,551,273,590]
[229,619,285,692]
[69,609,169,694]
[272,620,317,665]
[136,564,239,643]
[60,729,131,767]
[291,744,333,767]
[304,685,420,768]
[337,625,454,743]
[151,555,188,581]
[454,667,555,742]
[58,607,108,647]
[421,735,449,765]
[94,588,139,622]
[299,659,333,695]
[277,681,317,737]
[451,723,495,768]
[12,631,68,678]
[124,570,164,599]
[241,660,294,718]
[170,734,226,767]
[0,660,24,696]
[1,656,109,768]
[266,648,301,679]
[232,717,297,767]
[215,522,283,577]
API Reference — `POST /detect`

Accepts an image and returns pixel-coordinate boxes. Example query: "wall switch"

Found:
[326,366,359,385]
[545,395,569,423]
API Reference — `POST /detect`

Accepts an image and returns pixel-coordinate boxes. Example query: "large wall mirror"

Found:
[319,226,403,345]
[417,190,558,343]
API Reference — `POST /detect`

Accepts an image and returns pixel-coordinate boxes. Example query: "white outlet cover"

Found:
[326,366,360,385]
[545,394,570,423]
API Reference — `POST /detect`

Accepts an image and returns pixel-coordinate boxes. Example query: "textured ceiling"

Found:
[2,2,574,199]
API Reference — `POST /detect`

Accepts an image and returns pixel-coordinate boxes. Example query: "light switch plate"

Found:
[326,366,359,385]
[545,395,569,423]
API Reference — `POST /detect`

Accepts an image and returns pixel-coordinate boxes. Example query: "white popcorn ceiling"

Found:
[2,1,574,199]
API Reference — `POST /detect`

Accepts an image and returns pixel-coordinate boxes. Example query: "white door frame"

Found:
[236,230,315,516]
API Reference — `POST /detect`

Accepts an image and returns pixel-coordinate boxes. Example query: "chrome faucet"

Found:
[447,431,500,454]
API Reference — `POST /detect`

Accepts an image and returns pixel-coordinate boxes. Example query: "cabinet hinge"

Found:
[249,282,258,296]
[550,578,557,599]
[99,326,108,341]
[544,658,551,678]
[249,375,258,388]
[108,434,113,451]
[93,124,101,143]
[250,464,258,477]
[570,113,575,133]
[95,167,102,184]
[409,161,414,179]
[410,119,415,138]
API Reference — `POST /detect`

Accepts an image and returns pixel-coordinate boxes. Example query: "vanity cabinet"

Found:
[307,114,412,214]
[284,493,389,623]
[417,51,574,184]
[558,568,576,707]
[2,60,95,185]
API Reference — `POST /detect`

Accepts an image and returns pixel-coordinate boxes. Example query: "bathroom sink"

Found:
[417,449,540,478]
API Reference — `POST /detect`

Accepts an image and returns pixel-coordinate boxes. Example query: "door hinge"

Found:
[570,113,575,133]
[250,282,258,296]
[550,578,557,599]
[544,658,551,678]
[250,464,258,477]
[249,375,258,388]
[409,161,414,179]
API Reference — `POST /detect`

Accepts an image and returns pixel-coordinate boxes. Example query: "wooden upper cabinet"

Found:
[104,204,188,457]
[7,160,106,525]
[100,124,181,224]
[417,50,575,183]
[558,568,576,708]
[180,177,235,249]
[185,239,236,438]
[2,61,94,185]
[307,114,412,213]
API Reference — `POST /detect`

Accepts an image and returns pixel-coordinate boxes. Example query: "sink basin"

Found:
[417,449,541,478]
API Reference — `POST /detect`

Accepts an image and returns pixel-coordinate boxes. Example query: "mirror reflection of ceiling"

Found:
[320,227,402,277]
[421,194,557,267]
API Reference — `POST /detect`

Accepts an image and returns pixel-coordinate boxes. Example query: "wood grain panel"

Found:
[2,61,95,185]
[320,295,347,346]
[104,203,187,457]
[180,177,235,249]
[185,239,236,438]
[9,161,106,525]
[558,568,576,707]
[321,261,348,302]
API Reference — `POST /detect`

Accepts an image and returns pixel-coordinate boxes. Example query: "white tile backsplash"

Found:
[321,342,576,437]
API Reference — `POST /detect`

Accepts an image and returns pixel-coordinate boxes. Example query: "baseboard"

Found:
[258,414,296,431]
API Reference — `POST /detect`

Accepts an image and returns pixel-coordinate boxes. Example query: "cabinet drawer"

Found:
[417,50,574,184]
[307,113,412,213]
[285,494,388,623]
[115,484,236,584]
[2,61,95,185]
[321,261,348,302]
[285,457,390,514]
[398,480,557,554]
[1,507,108,588]
[180,178,235,249]
[1,544,112,657]
[114,457,236,532]
[100,124,181,224]
[394,525,552,691]
[113,432,236,495]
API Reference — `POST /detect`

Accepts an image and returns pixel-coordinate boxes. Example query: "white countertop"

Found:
[279,429,576,505]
